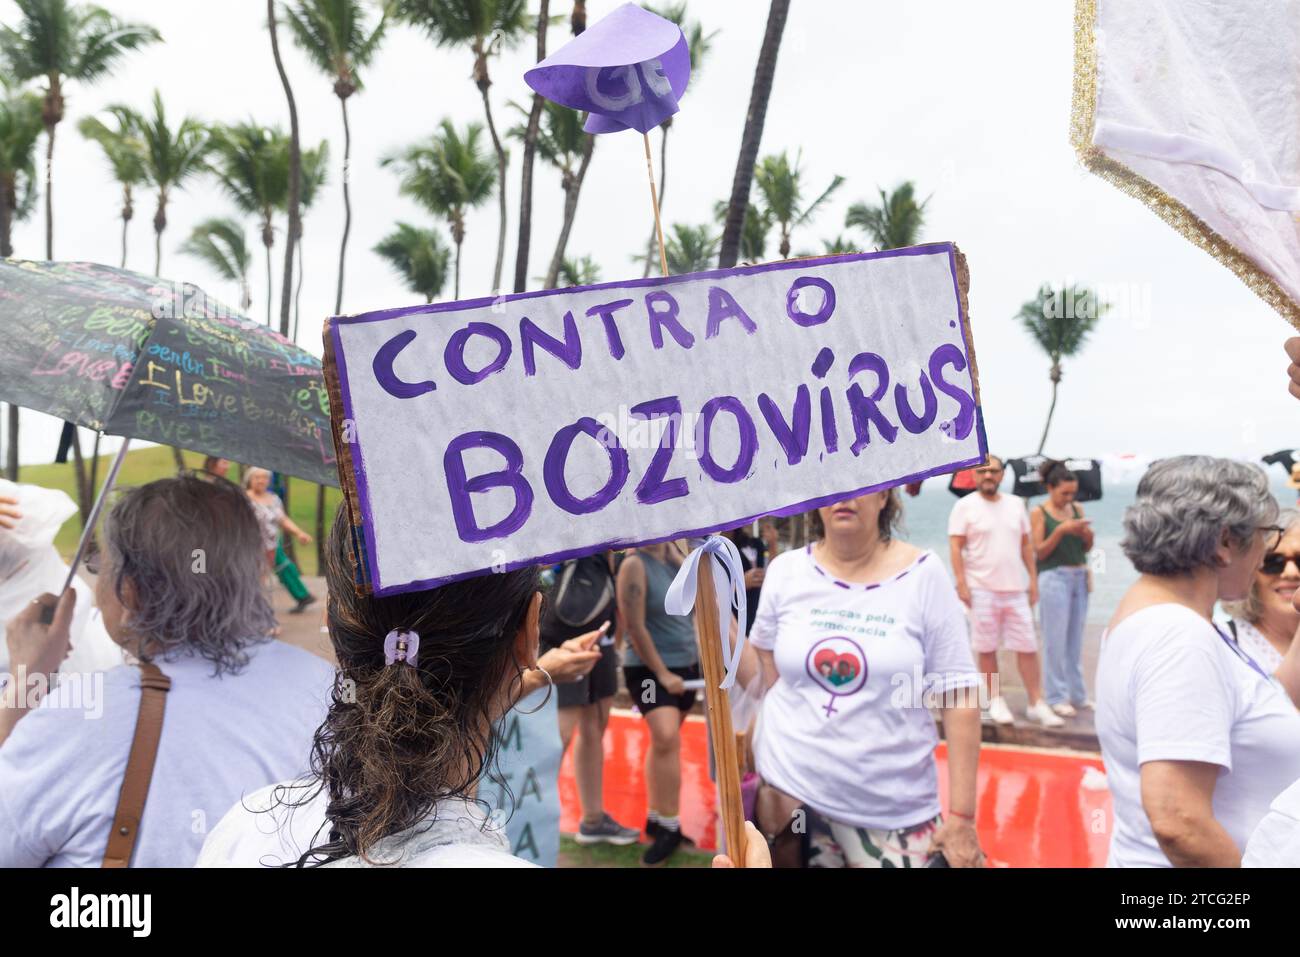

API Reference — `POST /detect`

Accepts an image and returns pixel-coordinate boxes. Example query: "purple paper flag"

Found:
[524,2,691,134]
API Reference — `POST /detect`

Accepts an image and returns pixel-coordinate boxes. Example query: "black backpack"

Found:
[541,554,616,647]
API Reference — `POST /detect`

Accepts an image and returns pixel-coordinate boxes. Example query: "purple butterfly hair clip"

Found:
[383,629,420,667]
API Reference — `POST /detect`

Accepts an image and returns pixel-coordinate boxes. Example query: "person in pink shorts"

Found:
[948,456,1063,728]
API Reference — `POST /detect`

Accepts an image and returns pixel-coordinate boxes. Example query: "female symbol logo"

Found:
[805,636,868,717]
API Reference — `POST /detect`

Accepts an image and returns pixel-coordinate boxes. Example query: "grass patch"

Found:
[16,445,343,577]
[557,835,712,868]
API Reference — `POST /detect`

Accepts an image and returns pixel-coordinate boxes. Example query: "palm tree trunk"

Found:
[483,92,508,293]
[5,404,18,480]
[454,239,462,299]
[294,237,304,343]
[718,0,791,269]
[513,0,549,293]
[545,135,595,288]
[265,238,273,325]
[1036,377,1060,455]
[270,0,301,339]
[153,192,166,276]
[0,187,11,257]
[642,124,669,278]
[335,94,352,315]
[120,183,131,268]
[43,120,54,259]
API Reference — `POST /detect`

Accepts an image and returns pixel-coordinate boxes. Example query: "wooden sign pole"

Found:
[693,553,749,866]
[642,131,670,278]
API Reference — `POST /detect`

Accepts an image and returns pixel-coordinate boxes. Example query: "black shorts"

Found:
[623,663,700,714]
[555,637,619,708]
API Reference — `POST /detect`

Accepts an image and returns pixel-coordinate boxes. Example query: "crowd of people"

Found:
[4,414,1300,867]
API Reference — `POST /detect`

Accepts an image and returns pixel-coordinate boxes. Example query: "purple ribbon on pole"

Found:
[524,2,692,134]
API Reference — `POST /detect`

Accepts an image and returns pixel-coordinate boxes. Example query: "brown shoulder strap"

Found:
[102,662,171,868]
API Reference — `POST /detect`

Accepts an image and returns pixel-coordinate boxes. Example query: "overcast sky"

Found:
[3,0,1297,471]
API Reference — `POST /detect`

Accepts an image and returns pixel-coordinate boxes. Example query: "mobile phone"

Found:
[925,850,950,868]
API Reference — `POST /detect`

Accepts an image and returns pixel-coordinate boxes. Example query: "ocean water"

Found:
[876,476,1298,625]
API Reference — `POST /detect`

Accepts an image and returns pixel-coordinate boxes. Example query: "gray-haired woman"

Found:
[0,476,334,866]
[1096,456,1300,867]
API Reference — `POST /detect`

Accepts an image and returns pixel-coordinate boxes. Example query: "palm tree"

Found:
[77,111,147,268]
[639,3,717,277]
[509,100,593,289]
[0,0,158,260]
[383,119,495,299]
[550,253,599,287]
[717,0,790,268]
[638,223,716,274]
[180,217,253,312]
[713,195,770,263]
[267,0,302,341]
[0,85,41,260]
[395,0,530,293]
[283,0,388,317]
[1016,282,1108,454]
[0,85,42,481]
[846,181,928,251]
[108,92,209,277]
[208,122,290,323]
[374,223,451,302]
[753,150,843,259]
[288,140,330,342]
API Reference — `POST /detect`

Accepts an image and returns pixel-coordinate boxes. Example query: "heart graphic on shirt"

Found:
[812,648,862,687]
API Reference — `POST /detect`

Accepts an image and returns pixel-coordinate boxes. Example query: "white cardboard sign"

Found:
[328,245,985,594]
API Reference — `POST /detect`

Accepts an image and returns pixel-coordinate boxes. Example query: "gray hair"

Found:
[1222,506,1300,623]
[104,475,275,674]
[241,466,269,491]
[1121,456,1279,576]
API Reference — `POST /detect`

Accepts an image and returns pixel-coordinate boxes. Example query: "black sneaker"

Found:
[290,594,318,615]
[645,818,660,840]
[641,826,683,866]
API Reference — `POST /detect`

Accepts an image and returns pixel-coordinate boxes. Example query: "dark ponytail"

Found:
[1042,459,1077,488]
[287,507,540,865]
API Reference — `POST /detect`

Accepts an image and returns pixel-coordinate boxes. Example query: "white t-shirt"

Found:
[1243,777,1300,867]
[749,545,980,830]
[1095,604,1300,867]
[0,641,334,867]
[197,780,536,868]
[947,493,1030,592]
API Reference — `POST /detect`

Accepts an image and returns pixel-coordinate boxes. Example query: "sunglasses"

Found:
[1260,551,1300,575]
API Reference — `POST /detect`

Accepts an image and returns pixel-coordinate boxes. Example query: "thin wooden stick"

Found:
[643,131,669,278]
[693,554,748,865]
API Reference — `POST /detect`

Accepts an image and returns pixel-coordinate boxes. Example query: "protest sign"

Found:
[325,244,985,595]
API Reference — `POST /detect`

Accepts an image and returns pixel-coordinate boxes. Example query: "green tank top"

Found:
[1039,504,1087,570]
[623,551,698,669]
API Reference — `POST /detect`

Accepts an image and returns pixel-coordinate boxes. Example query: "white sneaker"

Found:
[1028,699,1066,728]
[988,696,1014,725]
[1051,702,1077,718]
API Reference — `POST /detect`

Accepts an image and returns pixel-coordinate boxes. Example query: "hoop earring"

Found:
[515,666,553,714]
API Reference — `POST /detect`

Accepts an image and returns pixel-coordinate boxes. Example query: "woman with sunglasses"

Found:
[1096,456,1300,867]
[1221,508,1300,674]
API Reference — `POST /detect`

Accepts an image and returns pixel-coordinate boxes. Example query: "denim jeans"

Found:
[1039,566,1089,705]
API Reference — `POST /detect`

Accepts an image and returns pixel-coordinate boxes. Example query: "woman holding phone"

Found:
[1030,460,1095,718]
